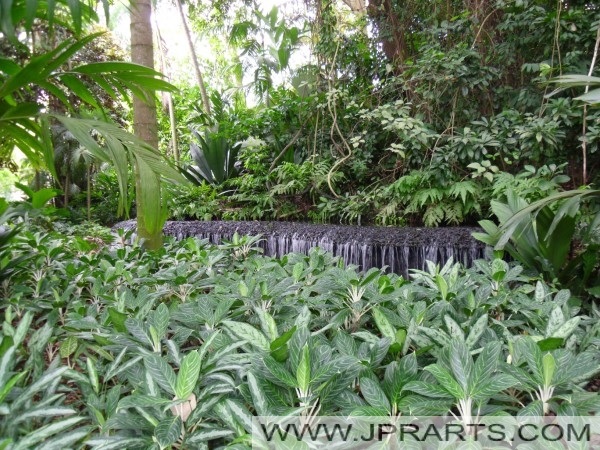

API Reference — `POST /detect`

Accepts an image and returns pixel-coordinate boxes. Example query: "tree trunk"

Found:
[175,0,211,116]
[154,15,180,162]
[367,0,407,66]
[167,93,179,162]
[130,0,163,249]
[87,164,91,221]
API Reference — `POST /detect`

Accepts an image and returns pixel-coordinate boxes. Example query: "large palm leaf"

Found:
[0,0,100,41]
[549,75,600,105]
[0,30,185,233]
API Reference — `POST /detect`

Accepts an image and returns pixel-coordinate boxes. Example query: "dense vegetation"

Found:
[0,217,598,448]
[3,0,599,229]
[157,0,600,228]
[1,0,600,448]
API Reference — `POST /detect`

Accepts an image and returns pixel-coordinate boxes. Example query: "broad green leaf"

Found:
[370,337,391,366]
[87,357,99,394]
[292,262,303,281]
[296,345,310,394]
[425,364,465,399]
[372,307,396,340]
[12,366,68,410]
[197,331,221,363]
[0,102,40,120]
[35,429,89,450]
[402,381,454,399]
[187,428,234,444]
[118,395,174,409]
[222,320,269,351]
[435,274,448,300]
[0,346,16,387]
[545,306,564,337]
[0,371,27,403]
[225,398,253,433]
[491,259,508,281]
[107,308,127,332]
[294,306,311,329]
[465,314,488,349]
[419,327,452,347]
[125,318,151,347]
[449,340,472,392]
[11,406,75,424]
[57,73,100,109]
[552,317,581,339]
[256,308,278,342]
[151,303,170,340]
[517,400,544,417]
[534,281,545,302]
[542,353,556,387]
[263,356,297,388]
[470,342,501,396]
[155,415,182,448]
[12,417,84,450]
[471,373,516,401]
[246,372,269,416]
[239,281,248,297]
[84,437,150,449]
[349,406,390,417]
[270,326,296,362]
[360,377,390,412]
[176,350,201,401]
[144,355,176,395]
[105,354,142,381]
[444,315,465,340]
[536,337,564,351]
[59,336,78,358]
[13,311,33,346]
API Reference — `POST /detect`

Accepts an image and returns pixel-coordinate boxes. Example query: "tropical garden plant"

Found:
[0,221,598,448]
[0,0,185,248]
[0,0,599,448]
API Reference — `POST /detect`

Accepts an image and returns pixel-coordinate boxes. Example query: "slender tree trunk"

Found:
[87,164,91,222]
[167,93,179,162]
[64,167,69,208]
[175,0,211,115]
[582,26,600,186]
[154,14,179,162]
[130,0,163,249]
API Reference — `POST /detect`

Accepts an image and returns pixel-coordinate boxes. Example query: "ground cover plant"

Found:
[2,0,600,447]
[0,221,598,449]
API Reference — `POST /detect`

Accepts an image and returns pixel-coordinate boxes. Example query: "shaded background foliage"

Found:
[154,0,600,228]
[0,1,599,448]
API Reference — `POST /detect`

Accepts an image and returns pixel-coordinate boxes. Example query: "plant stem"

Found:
[582,26,600,185]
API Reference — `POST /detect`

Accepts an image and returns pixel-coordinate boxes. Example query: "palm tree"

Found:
[0,0,184,244]
[130,0,164,249]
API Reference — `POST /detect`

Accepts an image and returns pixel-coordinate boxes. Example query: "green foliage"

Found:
[1,0,186,242]
[159,0,600,226]
[0,220,597,447]
[229,6,304,105]
[551,75,600,105]
[474,189,600,296]
[167,182,224,221]
[181,129,241,185]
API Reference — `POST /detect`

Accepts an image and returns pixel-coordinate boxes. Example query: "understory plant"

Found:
[0,222,598,448]
[474,189,600,297]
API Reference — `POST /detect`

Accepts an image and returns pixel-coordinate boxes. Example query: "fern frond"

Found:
[448,180,477,204]
[413,188,443,207]
[423,204,444,226]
